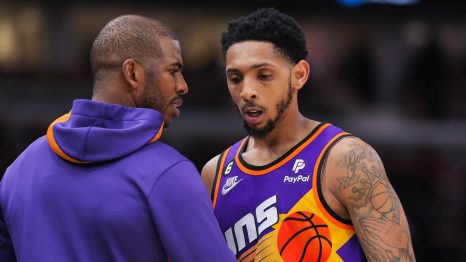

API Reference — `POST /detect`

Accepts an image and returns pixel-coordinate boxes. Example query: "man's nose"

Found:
[176,74,188,95]
[240,80,257,101]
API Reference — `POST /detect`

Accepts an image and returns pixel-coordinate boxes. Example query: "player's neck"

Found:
[248,111,316,154]
[243,112,317,166]
[92,81,137,108]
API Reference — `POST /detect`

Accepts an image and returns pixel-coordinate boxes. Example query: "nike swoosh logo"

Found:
[221,178,243,195]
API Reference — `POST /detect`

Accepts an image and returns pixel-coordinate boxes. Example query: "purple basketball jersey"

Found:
[212,123,366,261]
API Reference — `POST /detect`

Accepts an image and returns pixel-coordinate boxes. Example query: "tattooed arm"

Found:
[322,137,415,261]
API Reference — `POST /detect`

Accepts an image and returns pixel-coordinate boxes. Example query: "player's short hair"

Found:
[90,15,177,78]
[221,8,308,64]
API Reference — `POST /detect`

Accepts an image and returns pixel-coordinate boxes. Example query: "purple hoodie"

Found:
[0,99,235,262]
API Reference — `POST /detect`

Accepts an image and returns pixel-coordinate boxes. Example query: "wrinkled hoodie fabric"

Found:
[0,99,235,262]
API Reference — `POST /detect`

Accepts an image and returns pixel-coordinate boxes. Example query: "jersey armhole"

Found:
[211,147,231,207]
[314,133,355,229]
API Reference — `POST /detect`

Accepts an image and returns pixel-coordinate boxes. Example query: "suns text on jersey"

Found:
[223,195,279,255]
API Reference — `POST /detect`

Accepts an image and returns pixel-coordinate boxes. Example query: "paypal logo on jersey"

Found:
[292,159,305,173]
[285,159,309,183]
[284,175,310,183]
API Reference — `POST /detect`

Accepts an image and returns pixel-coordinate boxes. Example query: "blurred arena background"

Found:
[0,0,465,260]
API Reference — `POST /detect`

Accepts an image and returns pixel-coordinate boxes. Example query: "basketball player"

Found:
[0,15,235,261]
[202,8,415,261]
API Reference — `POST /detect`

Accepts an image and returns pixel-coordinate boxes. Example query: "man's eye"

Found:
[229,76,242,84]
[169,68,180,74]
[258,74,271,80]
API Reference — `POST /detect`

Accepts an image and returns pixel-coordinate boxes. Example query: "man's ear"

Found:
[291,59,310,90]
[121,59,145,90]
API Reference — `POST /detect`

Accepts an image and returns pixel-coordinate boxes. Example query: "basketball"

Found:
[370,182,393,214]
[277,212,332,262]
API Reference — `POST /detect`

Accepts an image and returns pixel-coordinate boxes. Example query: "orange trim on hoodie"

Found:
[148,122,164,144]
[47,113,88,164]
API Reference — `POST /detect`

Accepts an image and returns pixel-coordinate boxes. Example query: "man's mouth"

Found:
[242,106,264,125]
[171,97,183,108]
[245,109,262,117]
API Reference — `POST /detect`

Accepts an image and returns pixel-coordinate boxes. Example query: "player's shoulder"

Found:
[202,154,221,177]
[323,134,386,196]
[2,136,49,183]
[201,137,245,176]
[139,141,192,171]
[200,154,222,196]
[9,135,49,164]
[323,135,385,188]
[327,135,380,164]
[201,137,244,195]
[147,140,186,159]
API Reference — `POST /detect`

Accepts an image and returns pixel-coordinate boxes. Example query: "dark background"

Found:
[0,0,465,260]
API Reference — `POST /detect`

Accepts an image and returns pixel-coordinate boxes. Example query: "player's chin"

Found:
[162,119,171,128]
[243,118,267,128]
[243,121,264,132]
[164,108,181,127]
[162,115,174,128]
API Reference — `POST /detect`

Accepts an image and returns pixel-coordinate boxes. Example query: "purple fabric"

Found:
[215,125,343,237]
[214,124,365,260]
[337,235,367,262]
[0,99,235,262]
[53,99,165,162]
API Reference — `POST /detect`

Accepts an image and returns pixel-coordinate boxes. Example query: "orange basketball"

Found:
[277,212,332,262]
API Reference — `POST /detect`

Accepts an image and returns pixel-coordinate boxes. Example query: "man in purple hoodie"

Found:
[0,15,235,262]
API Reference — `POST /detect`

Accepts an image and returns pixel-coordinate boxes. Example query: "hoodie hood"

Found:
[47,99,164,163]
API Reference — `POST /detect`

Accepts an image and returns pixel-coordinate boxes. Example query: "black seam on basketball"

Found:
[318,234,322,262]
[302,235,328,262]
[283,224,329,231]
[279,226,313,255]
[298,234,332,261]
[317,134,354,225]
[211,150,227,200]
[238,122,326,171]
[282,217,309,222]
[308,213,324,262]
[279,225,316,255]
[308,225,328,229]
[299,236,316,262]
[296,211,313,221]
[319,235,332,247]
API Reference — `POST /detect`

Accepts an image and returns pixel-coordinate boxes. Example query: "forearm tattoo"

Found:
[337,141,415,261]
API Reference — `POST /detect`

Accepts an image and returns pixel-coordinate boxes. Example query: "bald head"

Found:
[90,15,177,80]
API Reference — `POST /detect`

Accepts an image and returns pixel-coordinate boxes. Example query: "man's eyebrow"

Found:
[250,62,274,69]
[226,63,274,73]
[226,68,240,74]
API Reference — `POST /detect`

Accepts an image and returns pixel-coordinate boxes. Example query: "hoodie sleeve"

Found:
[0,181,17,262]
[148,160,235,262]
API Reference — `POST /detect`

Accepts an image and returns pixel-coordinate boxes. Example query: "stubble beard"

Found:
[141,69,171,126]
[241,83,293,139]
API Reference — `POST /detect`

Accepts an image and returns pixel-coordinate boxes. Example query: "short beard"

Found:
[141,69,164,112]
[243,83,293,139]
